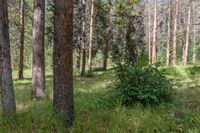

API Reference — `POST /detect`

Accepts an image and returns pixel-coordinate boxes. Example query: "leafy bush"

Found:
[112,64,173,105]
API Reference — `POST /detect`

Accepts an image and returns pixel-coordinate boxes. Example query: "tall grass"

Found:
[0,67,200,132]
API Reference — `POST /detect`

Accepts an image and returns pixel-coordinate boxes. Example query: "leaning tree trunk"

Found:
[18,0,25,80]
[53,0,74,128]
[0,0,16,113]
[32,0,46,98]
[152,0,157,64]
[172,0,179,66]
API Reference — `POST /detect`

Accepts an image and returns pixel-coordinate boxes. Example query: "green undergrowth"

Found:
[0,66,200,133]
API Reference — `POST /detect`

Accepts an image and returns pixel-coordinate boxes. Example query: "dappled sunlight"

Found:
[1,68,200,132]
[16,102,31,112]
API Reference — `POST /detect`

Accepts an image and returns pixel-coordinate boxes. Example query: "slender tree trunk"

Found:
[183,4,191,65]
[88,0,94,70]
[166,2,171,67]
[192,27,196,63]
[192,7,196,64]
[182,3,187,64]
[32,0,46,98]
[182,32,186,63]
[76,1,83,71]
[53,0,74,128]
[103,1,112,70]
[81,0,86,76]
[18,0,25,80]
[76,46,81,70]
[152,0,157,64]
[103,34,109,71]
[148,0,152,64]
[172,0,179,66]
[81,49,86,76]
[0,0,16,113]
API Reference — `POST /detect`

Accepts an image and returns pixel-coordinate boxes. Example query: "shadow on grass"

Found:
[1,68,200,132]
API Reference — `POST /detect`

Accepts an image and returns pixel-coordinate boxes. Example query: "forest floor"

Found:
[0,66,200,133]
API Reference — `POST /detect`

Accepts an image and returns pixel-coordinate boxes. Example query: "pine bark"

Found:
[172,0,179,66]
[0,0,16,113]
[53,0,74,128]
[32,0,46,98]
[18,0,25,80]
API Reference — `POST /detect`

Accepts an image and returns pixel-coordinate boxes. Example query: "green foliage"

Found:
[1,69,200,132]
[162,65,200,80]
[112,65,173,105]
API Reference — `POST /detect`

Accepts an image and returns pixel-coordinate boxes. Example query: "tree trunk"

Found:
[183,4,191,65]
[0,0,16,113]
[148,0,152,64]
[152,0,157,64]
[18,0,25,80]
[76,45,81,70]
[81,48,86,76]
[166,2,171,67]
[53,0,74,128]
[32,0,45,98]
[103,34,109,71]
[75,0,83,71]
[88,0,94,70]
[192,7,196,64]
[81,0,86,76]
[172,0,179,66]
[182,32,186,64]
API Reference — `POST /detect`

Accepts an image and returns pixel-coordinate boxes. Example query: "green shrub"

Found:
[112,64,173,105]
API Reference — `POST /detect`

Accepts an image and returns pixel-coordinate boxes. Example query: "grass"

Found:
[0,66,200,133]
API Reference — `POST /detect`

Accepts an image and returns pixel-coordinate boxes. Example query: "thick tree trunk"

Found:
[88,0,94,70]
[172,0,179,66]
[166,3,171,67]
[32,0,45,98]
[18,0,25,80]
[53,0,74,128]
[0,0,16,113]
[152,0,157,64]
[183,5,191,65]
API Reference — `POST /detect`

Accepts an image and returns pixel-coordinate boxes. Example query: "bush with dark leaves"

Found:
[112,65,173,105]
